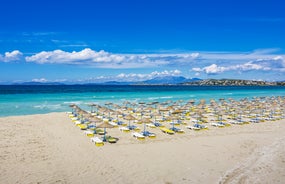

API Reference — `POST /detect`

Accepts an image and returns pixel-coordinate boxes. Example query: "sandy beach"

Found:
[0,112,285,184]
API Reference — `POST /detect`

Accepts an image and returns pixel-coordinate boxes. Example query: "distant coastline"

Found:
[2,78,285,86]
[180,79,285,86]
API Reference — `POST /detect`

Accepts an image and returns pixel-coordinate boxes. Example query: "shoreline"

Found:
[1,112,285,183]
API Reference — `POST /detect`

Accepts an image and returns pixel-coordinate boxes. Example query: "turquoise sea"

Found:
[0,85,285,117]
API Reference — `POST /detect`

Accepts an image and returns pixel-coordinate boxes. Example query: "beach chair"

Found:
[153,122,164,127]
[109,122,118,128]
[105,136,119,143]
[84,130,95,137]
[91,137,104,147]
[211,122,225,128]
[117,121,127,126]
[229,120,243,125]
[146,123,156,128]
[194,123,208,130]
[119,127,130,132]
[186,125,201,131]
[169,127,185,133]
[74,120,81,125]
[77,124,87,130]
[160,127,175,135]
[127,125,140,132]
[132,132,145,140]
[141,131,156,138]
[218,122,231,127]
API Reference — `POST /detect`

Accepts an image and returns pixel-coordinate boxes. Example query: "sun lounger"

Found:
[169,127,185,133]
[84,130,95,137]
[186,125,201,131]
[170,122,181,126]
[91,137,104,147]
[127,125,140,131]
[153,122,164,127]
[192,123,208,130]
[108,122,118,127]
[141,131,156,138]
[250,118,260,123]
[191,119,198,123]
[74,120,81,125]
[211,122,225,127]
[119,127,130,132]
[229,120,243,125]
[132,132,145,140]
[220,122,231,127]
[117,121,127,126]
[87,124,96,130]
[160,127,175,135]
[112,119,119,123]
[105,136,118,143]
[77,124,87,130]
[146,123,156,128]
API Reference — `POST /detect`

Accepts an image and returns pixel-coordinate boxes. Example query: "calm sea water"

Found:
[0,85,285,117]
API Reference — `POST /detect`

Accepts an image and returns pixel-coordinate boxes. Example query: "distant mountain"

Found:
[88,81,135,85]
[141,76,201,85]
[11,77,283,86]
[142,76,186,84]
[7,76,203,85]
[14,82,65,85]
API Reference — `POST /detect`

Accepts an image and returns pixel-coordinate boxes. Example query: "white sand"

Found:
[0,112,285,184]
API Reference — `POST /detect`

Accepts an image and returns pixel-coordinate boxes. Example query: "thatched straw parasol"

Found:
[124,114,136,127]
[97,121,114,142]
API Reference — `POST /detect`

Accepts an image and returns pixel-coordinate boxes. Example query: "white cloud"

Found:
[2,48,285,79]
[25,48,121,64]
[0,50,23,62]
[24,48,200,68]
[204,64,226,74]
[191,53,199,58]
[32,78,48,82]
[23,48,285,72]
[192,59,274,75]
[190,50,285,75]
[87,70,183,82]
[116,70,182,81]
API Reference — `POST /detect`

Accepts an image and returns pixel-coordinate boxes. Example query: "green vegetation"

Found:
[182,79,285,86]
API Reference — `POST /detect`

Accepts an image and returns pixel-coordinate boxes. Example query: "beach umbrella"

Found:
[159,108,169,121]
[114,110,123,119]
[105,108,115,120]
[69,104,78,114]
[88,116,102,133]
[159,108,169,112]
[151,101,159,108]
[145,107,154,113]
[140,118,153,134]
[172,109,183,114]
[172,109,184,125]
[151,112,161,122]
[97,121,114,142]
[188,100,195,105]
[124,114,136,127]
[87,103,98,113]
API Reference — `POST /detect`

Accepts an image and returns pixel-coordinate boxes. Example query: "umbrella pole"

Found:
[103,127,106,142]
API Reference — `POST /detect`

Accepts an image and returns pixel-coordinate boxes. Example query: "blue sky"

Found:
[0,0,285,83]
